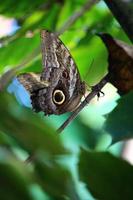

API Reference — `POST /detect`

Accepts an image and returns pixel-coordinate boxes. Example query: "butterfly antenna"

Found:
[84,58,94,81]
[83,59,94,96]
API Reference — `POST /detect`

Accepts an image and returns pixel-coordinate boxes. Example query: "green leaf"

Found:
[0,148,33,200]
[0,131,14,146]
[104,91,133,143]
[34,156,80,199]
[79,150,133,200]
[0,92,69,156]
[0,33,40,75]
[0,0,51,18]
[0,4,62,76]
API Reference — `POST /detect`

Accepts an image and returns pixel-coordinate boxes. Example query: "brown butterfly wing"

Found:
[98,33,133,95]
[40,30,81,90]
[39,30,85,115]
[17,30,85,115]
[17,73,49,93]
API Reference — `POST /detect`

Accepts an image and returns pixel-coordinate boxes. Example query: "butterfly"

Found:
[17,30,85,115]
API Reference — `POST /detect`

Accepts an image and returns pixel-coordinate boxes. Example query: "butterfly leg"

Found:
[92,84,105,100]
[97,90,105,100]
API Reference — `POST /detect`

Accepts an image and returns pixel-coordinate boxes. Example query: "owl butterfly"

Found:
[17,30,85,115]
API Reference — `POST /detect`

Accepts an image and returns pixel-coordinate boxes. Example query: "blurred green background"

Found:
[0,0,133,199]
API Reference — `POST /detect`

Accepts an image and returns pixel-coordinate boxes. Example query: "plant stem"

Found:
[104,0,133,42]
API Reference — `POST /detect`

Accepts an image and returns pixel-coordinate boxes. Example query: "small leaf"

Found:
[79,150,133,200]
[104,91,133,143]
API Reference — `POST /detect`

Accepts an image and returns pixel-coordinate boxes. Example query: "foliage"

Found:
[0,0,133,199]
[79,150,133,200]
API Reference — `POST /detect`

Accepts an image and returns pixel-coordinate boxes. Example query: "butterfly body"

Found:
[17,30,85,115]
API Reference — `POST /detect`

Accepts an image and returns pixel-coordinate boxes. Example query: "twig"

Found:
[0,0,99,91]
[56,0,100,36]
[24,153,36,164]
[57,75,108,133]
[104,0,133,43]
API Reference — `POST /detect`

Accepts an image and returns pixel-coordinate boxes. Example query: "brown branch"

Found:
[57,76,108,133]
[104,0,133,43]
[0,0,99,91]
[56,0,100,36]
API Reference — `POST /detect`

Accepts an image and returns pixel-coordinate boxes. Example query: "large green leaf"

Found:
[0,33,40,74]
[0,148,33,200]
[0,93,68,155]
[79,150,133,200]
[104,91,133,143]
[34,156,80,199]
